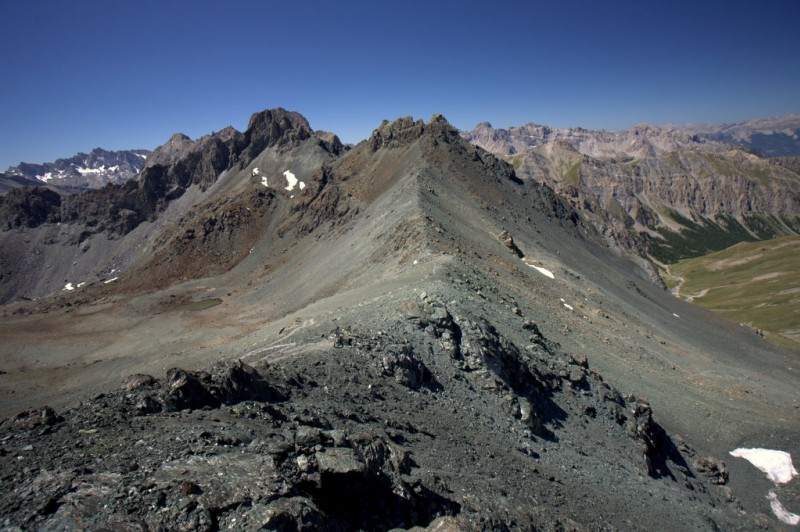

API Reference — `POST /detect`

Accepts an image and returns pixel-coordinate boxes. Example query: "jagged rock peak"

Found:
[167,133,192,144]
[214,125,242,142]
[241,108,313,162]
[368,113,460,151]
[146,127,245,174]
[315,130,345,156]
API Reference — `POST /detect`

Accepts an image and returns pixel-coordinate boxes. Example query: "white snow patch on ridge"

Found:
[522,259,554,279]
[729,448,798,484]
[284,170,298,191]
[77,166,104,175]
[283,170,305,192]
[63,283,74,291]
[36,170,67,182]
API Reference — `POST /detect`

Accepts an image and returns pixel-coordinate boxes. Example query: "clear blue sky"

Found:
[1,0,798,169]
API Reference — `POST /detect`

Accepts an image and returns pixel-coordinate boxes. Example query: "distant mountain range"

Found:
[684,114,800,157]
[462,114,800,262]
[463,114,800,159]
[4,147,151,190]
[3,114,798,265]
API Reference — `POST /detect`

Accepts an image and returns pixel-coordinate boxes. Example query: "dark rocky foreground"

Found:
[0,296,745,530]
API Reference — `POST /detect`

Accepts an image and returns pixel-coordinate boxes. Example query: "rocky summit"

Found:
[0,109,798,530]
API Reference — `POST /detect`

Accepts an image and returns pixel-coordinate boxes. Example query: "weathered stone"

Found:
[316,447,365,476]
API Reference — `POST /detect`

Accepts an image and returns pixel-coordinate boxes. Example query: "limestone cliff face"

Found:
[466,121,800,261]
[464,121,733,159]
[464,114,800,159]
[683,114,800,157]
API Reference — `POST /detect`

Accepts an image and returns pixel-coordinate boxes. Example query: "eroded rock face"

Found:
[123,360,284,413]
[464,121,800,260]
[0,187,62,229]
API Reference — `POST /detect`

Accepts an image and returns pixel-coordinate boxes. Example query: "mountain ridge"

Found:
[464,114,800,158]
[0,109,797,529]
[5,147,151,190]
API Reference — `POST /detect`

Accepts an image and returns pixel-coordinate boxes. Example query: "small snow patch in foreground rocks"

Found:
[563,303,573,311]
[768,490,800,525]
[673,313,680,318]
[730,448,799,525]
[729,448,798,484]
[104,277,118,284]
[63,283,74,291]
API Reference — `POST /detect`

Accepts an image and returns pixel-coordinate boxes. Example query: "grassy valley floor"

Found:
[663,235,800,349]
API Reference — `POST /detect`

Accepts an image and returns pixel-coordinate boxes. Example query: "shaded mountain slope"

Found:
[0,172,52,194]
[0,108,341,304]
[0,112,797,529]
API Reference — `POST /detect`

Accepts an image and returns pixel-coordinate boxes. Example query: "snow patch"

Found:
[104,277,119,284]
[730,448,799,525]
[63,283,74,291]
[523,259,554,279]
[730,448,798,485]
[77,282,86,288]
[563,303,573,311]
[283,170,305,192]
[137,153,148,159]
[283,170,298,191]
[768,490,800,525]
[251,167,260,177]
[76,166,104,175]
[673,313,680,318]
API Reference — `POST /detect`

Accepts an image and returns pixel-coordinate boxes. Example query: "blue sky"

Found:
[1,0,798,169]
